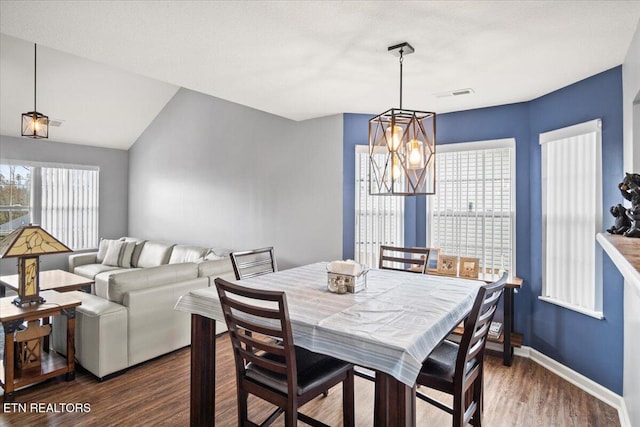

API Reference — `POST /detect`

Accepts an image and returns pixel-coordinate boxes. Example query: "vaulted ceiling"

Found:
[1,1,639,149]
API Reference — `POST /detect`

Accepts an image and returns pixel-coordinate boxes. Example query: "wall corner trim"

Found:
[514,346,629,427]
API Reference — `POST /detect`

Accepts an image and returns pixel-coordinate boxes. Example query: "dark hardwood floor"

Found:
[0,334,620,426]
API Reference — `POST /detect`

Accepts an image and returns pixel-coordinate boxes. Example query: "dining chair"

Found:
[230,246,330,397]
[415,273,507,427]
[230,246,277,280]
[378,245,431,273]
[214,278,355,427]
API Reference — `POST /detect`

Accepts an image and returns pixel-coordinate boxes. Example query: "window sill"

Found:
[538,296,605,320]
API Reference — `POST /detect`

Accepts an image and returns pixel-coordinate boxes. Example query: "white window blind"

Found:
[355,145,404,268]
[540,119,603,318]
[41,166,99,250]
[428,139,515,275]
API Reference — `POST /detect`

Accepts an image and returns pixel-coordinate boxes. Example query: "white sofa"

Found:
[52,238,234,379]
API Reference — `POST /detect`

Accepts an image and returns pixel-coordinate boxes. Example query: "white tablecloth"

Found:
[175,262,482,386]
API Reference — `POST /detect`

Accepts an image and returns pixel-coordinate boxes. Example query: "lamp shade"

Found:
[0,225,71,258]
[0,225,71,306]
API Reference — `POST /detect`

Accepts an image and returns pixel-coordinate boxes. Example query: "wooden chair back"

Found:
[230,246,277,280]
[378,245,431,273]
[214,278,298,397]
[457,274,507,383]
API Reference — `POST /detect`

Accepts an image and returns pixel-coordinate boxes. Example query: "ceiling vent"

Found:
[47,119,64,127]
[434,88,475,98]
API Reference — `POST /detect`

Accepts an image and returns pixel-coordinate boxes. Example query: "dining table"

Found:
[174,262,483,427]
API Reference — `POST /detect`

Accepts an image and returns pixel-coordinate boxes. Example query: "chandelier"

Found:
[369,42,436,195]
[21,43,49,139]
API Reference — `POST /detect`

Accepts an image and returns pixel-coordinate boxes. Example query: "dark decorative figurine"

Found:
[616,173,640,238]
[606,204,631,235]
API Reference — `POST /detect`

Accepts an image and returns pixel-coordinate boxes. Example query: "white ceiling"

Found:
[0,34,179,149]
[1,1,639,150]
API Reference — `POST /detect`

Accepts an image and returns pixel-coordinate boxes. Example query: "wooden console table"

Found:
[1,290,81,402]
[427,271,523,366]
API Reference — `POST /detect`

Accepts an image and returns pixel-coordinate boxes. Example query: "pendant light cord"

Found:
[399,48,404,109]
[33,43,37,111]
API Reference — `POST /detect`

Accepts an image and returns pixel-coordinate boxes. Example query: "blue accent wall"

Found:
[527,66,624,394]
[342,66,624,394]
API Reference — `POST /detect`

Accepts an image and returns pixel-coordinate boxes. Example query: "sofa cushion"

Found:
[96,239,118,263]
[74,263,123,280]
[94,268,140,299]
[102,241,136,268]
[169,245,208,264]
[106,263,199,304]
[209,247,232,258]
[204,251,225,261]
[136,241,175,268]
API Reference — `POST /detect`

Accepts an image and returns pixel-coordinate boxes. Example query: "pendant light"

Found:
[369,42,436,195]
[21,43,49,139]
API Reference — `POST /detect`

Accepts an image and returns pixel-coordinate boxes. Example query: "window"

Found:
[354,145,404,268]
[540,119,603,318]
[0,160,99,250]
[427,139,515,275]
[0,164,32,240]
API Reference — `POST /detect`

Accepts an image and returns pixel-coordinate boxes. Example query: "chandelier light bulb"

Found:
[392,158,402,180]
[407,139,424,168]
[385,125,403,152]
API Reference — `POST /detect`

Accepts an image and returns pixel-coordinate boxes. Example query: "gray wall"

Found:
[128,88,343,269]
[0,135,128,273]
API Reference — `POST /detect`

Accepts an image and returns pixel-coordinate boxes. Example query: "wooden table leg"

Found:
[42,316,50,352]
[190,314,217,427]
[2,320,21,402]
[503,287,514,366]
[65,308,76,380]
[374,372,416,427]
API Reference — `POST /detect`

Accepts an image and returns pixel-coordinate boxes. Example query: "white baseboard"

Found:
[514,346,630,427]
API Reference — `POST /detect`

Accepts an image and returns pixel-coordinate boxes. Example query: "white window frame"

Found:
[426,138,516,276]
[0,159,100,250]
[539,119,604,319]
[354,145,404,268]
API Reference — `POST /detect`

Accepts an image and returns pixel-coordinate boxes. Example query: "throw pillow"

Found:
[119,241,136,268]
[131,241,146,267]
[102,241,136,267]
[96,239,116,263]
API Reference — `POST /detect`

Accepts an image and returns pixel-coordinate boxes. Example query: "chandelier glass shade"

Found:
[22,111,49,139]
[369,42,436,196]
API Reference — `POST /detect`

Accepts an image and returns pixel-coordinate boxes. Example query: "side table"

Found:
[1,290,81,402]
[0,269,94,297]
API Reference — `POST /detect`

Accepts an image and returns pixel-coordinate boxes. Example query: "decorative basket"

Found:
[327,266,368,294]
